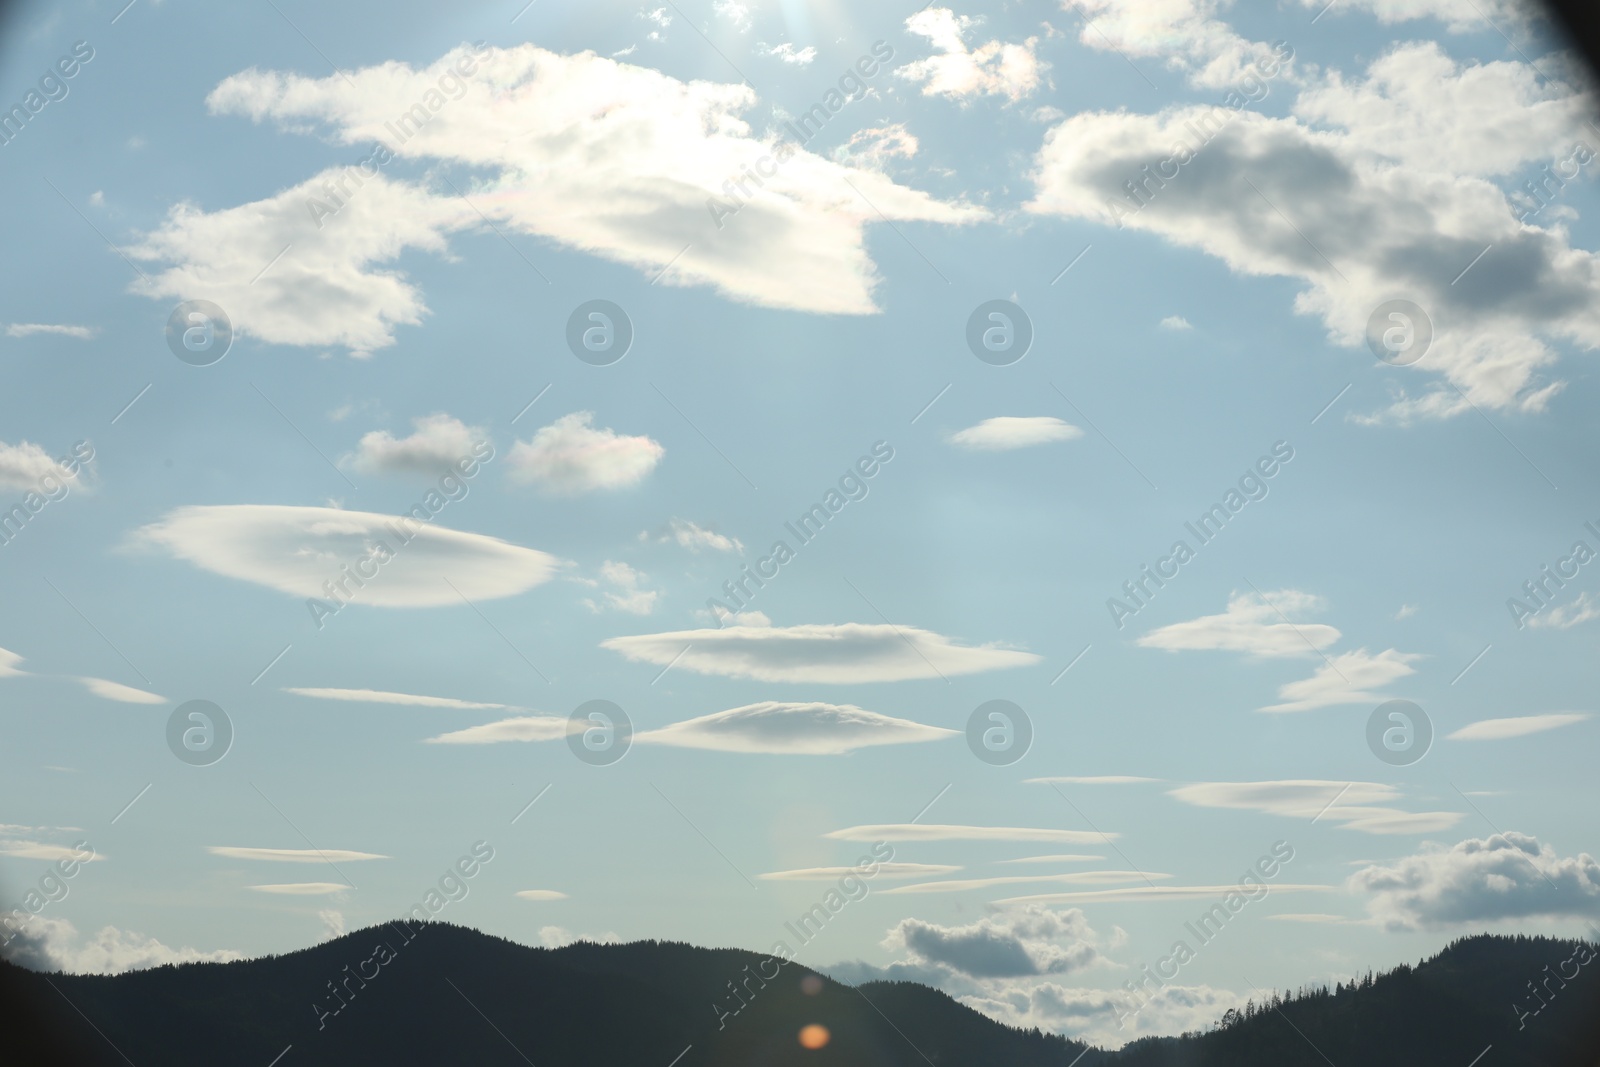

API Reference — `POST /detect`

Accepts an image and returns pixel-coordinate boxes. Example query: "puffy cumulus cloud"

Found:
[204,44,983,320]
[507,412,663,494]
[643,517,743,554]
[1448,712,1590,741]
[1028,85,1600,418]
[345,414,486,475]
[602,620,1040,683]
[1351,832,1600,928]
[1058,0,1294,90]
[713,0,751,32]
[977,980,1244,1048]
[1293,0,1538,34]
[1261,647,1422,712]
[636,701,957,754]
[540,925,620,947]
[948,416,1083,451]
[423,715,570,745]
[76,677,165,704]
[826,825,1111,844]
[207,846,388,863]
[284,687,521,711]
[0,439,86,492]
[133,505,561,607]
[582,560,658,616]
[1159,315,1193,330]
[1,918,241,974]
[883,906,1107,978]
[129,170,463,356]
[760,862,962,881]
[4,322,96,339]
[1292,42,1592,178]
[1168,780,1462,835]
[1137,589,1338,658]
[899,9,1044,102]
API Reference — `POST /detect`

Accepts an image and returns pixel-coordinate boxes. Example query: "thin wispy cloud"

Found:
[1447,712,1590,741]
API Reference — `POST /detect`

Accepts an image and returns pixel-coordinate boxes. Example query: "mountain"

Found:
[3,925,1596,1066]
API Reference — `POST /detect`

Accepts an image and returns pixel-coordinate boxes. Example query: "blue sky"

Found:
[2,0,1599,1045]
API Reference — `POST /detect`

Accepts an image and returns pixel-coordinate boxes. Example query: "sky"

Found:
[1,0,1599,1048]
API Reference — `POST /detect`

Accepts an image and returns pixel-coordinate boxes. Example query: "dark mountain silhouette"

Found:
[3,924,1597,1066]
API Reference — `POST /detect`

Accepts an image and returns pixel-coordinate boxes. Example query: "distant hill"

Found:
[3,924,1596,1066]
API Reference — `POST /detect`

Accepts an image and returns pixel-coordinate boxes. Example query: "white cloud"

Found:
[1528,591,1600,629]
[77,677,166,704]
[200,44,983,323]
[1292,42,1589,178]
[948,416,1083,451]
[825,825,1112,843]
[284,687,520,710]
[713,0,751,31]
[5,323,96,339]
[0,646,26,678]
[539,925,621,947]
[884,906,1106,978]
[319,909,346,940]
[0,439,85,492]
[883,870,1169,894]
[993,883,1332,904]
[424,716,570,744]
[134,505,561,607]
[645,517,743,554]
[985,978,1244,1049]
[0,840,104,862]
[508,412,663,494]
[247,883,351,895]
[1028,84,1600,417]
[130,170,463,356]
[1261,647,1422,711]
[758,42,816,66]
[1138,590,1338,658]
[900,8,1044,102]
[1159,315,1193,330]
[1294,0,1536,34]
[636,701,956,754]
[345,414,485,475]
[584,560,658,615]
[759,862,962,881]
[1025,776,1161,784]
[207,846,388,863]
[996,854,1105,864]
[1168,780,1462,835]
[1396,603,1419,619]
[602,620,1040,683]
[1447,712,1590,741]
[1058,0,1292,90]
[0,918,240,974]
[1351,832,1600,928]
[514,889,569,901]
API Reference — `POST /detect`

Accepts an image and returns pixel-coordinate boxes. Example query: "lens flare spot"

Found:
[798,1024,830,1049]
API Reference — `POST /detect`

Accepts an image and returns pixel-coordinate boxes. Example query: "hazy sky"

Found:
[1,0,1598,1047]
